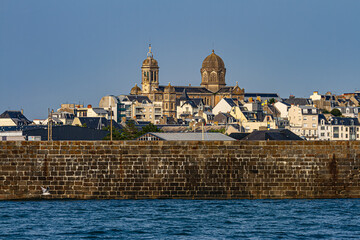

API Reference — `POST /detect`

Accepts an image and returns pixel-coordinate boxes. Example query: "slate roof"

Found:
[284,98,312,106]
[335,107,359,114]
[0,125,46,132]
[329,117,360,126]
[177,97,204,108]
[185,101,198,108]
[191,99,204,106]
[76,117,123,130]
[241,129,303,141]
[216,112,233,118]
[123,95,151,103]
[92,108,108,115]
[318,114,327,123]
[223,98,238,107]
[0,110,32,126]
[137,132,235,141]
[245,93,280,99]
[299,106,318,115]
[216,86,234,93]
[325,95,336,101]
[158,86,213,94]
[214,112,236,124]
[228,132,250,140]
[23,125,108,141]
[179,89,190,101]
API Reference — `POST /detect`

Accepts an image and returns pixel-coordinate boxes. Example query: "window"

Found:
[312,109,316,114]
[303,123,308,127]
[346,127,348,131]
[312,117,316,121]
[333,127,339,138]
[346,134,348,138]
[303,117,307,120]
[312,124,316,128]
[321,126,325,130]
[321,133,325,137]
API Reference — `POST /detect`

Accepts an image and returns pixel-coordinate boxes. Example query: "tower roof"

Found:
[179,89,190,101]
[201,50,225,69]
[130,84,142,95]
[142,44,158,67]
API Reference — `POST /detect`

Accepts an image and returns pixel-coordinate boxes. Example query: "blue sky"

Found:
[1,0,359,120]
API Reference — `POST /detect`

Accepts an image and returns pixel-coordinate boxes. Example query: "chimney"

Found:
[21,109,24,115]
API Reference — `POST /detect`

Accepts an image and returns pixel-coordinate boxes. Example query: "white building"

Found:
[212,98,239,115]
[274,101,291,119]
[318,117,360,140]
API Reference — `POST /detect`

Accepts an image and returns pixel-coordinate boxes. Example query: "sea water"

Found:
[0,199,359,239]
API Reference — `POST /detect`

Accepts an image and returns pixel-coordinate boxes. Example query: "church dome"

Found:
[130,84,141,95]
[142,58,158,67]
[202,50,225,69]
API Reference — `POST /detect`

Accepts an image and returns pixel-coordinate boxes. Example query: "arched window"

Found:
[202,72,208,83]
[221,72,225,83]
[210,72,217,82]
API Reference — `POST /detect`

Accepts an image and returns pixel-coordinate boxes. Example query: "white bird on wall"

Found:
[41,186,50,195]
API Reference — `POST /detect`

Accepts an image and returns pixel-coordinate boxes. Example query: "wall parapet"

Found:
[0,141,359,200]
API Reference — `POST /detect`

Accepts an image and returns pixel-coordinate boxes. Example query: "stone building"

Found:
[129,45,245,118]
[288,105,319,140]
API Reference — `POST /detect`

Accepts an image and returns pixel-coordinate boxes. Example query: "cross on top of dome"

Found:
[147,44,153,58]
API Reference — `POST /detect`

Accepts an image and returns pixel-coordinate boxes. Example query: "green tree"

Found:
[208,128,226,134]
[102,126,123,140]
[122,120,140,140]
[138,123,162,136]
[330,108,342,117]
[268,98,276,105]
[103,121,162,140]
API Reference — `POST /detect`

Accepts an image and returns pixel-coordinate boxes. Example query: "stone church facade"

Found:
[129,45,245,118]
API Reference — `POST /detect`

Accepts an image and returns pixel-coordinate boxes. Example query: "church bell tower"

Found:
[141,45,159,94]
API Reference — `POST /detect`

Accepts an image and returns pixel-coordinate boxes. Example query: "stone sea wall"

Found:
[0,141,360,200]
